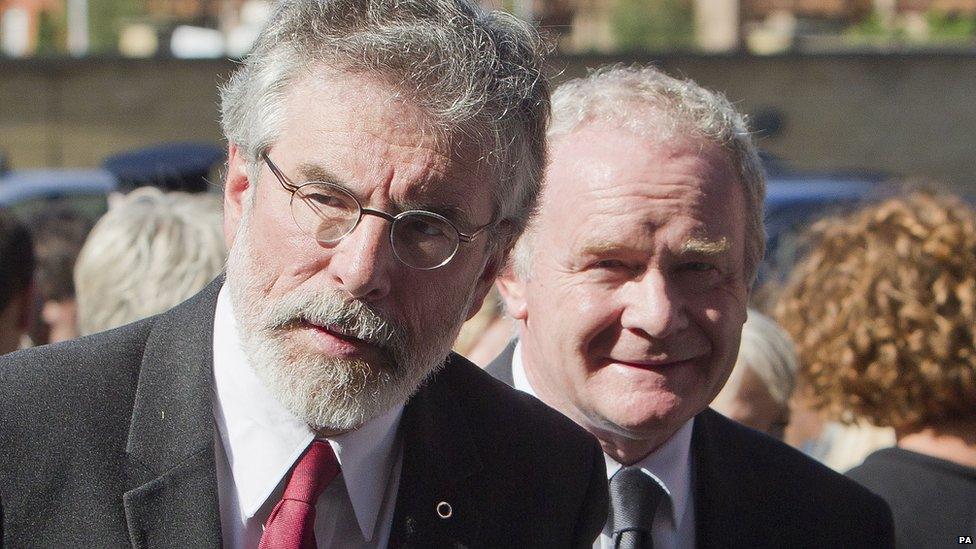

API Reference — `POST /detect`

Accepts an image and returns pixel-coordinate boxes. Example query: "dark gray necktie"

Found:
[609,466,666,549]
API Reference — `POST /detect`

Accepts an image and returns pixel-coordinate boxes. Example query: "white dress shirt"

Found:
[512,340,697,549]
[212,286,404,549]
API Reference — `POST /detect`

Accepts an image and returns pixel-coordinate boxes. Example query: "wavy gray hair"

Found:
[74,188,226,336]
[219,0,551,248]
[721,308,799,407]
[512,64,766,283]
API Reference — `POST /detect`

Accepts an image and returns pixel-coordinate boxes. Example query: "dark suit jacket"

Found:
[0,281,608,548]
[487,341,895,548]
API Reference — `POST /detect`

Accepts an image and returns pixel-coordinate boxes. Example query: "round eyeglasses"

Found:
[262,152,493,270]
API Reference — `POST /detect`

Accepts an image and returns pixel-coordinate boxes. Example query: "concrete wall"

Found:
[0,58,228,168]
[1,54,974,187]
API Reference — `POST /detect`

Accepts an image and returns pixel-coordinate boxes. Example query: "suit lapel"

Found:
[692,409,756,548]
[483,339,516,387]
[389,355,485,548]
[123,279,223,548]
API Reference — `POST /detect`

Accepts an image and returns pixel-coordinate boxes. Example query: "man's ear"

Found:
[223,144,251,248]
[495,263,528,321]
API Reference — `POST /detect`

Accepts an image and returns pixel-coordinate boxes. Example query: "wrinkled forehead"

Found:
[283,69,498,170]
[542,125,745,242]
[274,72,500,218]
[545,124,739,202]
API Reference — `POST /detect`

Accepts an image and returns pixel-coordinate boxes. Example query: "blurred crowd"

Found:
[0,4,973,543]
[0,188,226,353]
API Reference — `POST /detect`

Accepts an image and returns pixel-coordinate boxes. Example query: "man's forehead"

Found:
[287,71,493,160]
[545,126,741,211]
[274,73,500,224]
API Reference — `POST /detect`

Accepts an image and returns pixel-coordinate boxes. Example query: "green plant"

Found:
[35,9,65,55]
[612,0,695,52]
[88,0,147,53]
[847,11,890,38]
[926,11,976,40]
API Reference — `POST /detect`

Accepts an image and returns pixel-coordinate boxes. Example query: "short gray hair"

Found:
[725,308,799,406]
[220,0,551,248]
[74,188,226,335]
[513,64,766,283]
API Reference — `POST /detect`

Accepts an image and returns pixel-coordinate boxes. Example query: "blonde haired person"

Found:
[711,308,798,439]
[74,187,225,335]
[776,191,976,548]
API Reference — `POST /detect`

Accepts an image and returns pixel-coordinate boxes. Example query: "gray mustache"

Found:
[270,292,407,351]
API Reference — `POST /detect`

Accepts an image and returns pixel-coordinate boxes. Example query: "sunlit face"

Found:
[501,124,749,450]
[223,72,500,431]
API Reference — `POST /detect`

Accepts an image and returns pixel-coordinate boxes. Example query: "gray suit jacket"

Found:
[486,341,895,549]
[0,281,608,548]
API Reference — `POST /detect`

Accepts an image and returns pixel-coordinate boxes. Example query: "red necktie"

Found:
[259,440,341,549]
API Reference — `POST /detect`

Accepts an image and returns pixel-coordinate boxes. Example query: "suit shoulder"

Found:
[422,355,608,545]
[0,319,153,423]
[440,354,600,453]
[699,409,892,512]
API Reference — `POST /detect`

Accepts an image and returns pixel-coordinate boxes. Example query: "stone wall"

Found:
[1,53,973,188]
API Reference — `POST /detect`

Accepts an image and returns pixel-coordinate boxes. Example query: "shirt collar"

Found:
[603,420,694,531]
[511,338,695,530]
[212,285,404,542]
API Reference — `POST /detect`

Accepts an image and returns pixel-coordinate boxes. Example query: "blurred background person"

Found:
[74,187,225,335]
[711,308,799,439]
[775,191,976,547]
[453,288,515,367]
[26,206,93,345]
[0,208,34,355]
[784,385,896,472]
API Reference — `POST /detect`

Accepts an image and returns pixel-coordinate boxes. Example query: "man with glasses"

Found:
[0,1,607,546]
[489,65,893,548]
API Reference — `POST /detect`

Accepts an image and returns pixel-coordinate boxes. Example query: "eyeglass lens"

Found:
[292,184,459,269]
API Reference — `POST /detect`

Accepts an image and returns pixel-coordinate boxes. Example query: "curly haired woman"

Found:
[775,191,976,548]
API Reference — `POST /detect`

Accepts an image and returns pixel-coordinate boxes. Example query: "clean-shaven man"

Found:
[490,65,893,549]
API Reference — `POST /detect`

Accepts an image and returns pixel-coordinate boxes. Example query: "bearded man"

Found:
[0,1,607,546]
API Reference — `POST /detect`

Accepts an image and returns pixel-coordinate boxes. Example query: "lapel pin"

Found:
[436,501,453,519]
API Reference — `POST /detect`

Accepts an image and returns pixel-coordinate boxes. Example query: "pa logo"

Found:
[959,535,974,544]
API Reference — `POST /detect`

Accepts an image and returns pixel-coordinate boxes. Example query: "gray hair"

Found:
[724,308,799,406]
[512,64,766,283]
[74,188,226,335]
[219,0,551,249]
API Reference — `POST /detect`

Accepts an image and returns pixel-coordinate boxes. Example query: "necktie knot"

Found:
[259,440,340,549]
[609,466,667,549]
[283,440,341,503]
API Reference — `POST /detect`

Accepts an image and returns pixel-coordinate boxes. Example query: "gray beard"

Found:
[224,206,469,431]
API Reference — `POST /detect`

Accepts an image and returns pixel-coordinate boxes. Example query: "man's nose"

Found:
[328,215,395,302]
[620,269,688,339]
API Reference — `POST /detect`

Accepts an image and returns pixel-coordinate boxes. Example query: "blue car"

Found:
[0,168,118,223]
[759,169,897,288]
[0,142,226,224]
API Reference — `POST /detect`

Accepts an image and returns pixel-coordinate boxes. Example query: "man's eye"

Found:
[403,218,447,238]
[681,262,717,273]
[594,260,645,274]
[307,193,342,207]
